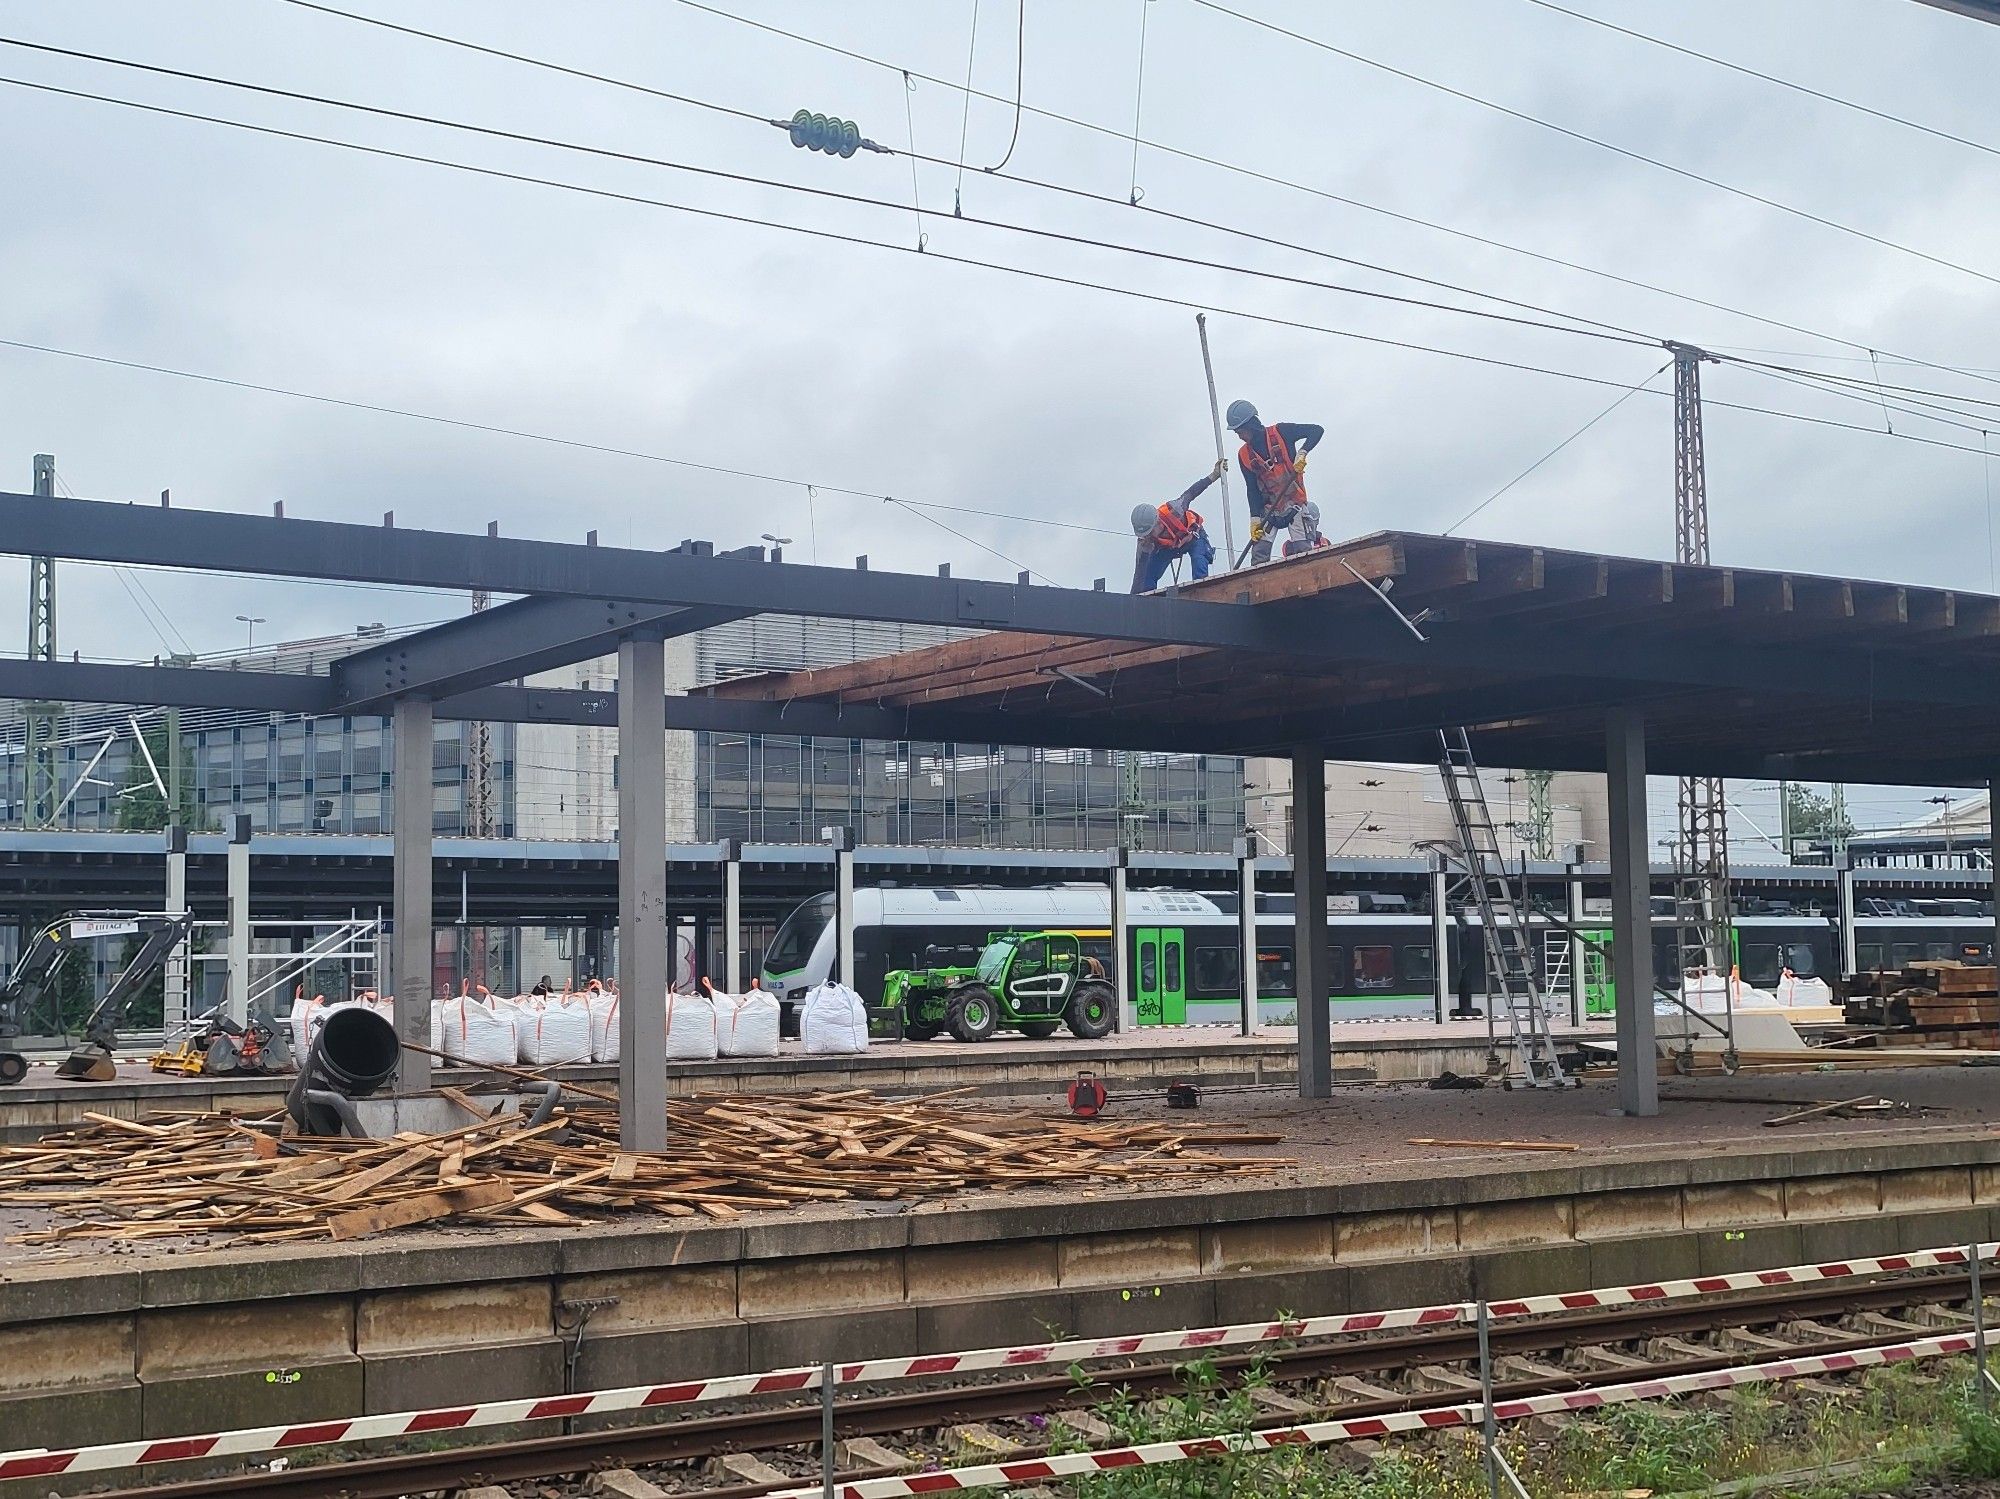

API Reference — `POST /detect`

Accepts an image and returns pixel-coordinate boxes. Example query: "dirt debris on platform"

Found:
[0,1088,1288,1246]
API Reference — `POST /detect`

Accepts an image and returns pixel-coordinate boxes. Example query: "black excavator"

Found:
[0,911,195,1085]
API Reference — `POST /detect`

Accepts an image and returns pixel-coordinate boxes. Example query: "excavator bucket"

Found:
[54,1044,116,1082]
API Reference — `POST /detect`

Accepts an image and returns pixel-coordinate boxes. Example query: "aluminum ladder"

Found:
[1437,728,1570,1088]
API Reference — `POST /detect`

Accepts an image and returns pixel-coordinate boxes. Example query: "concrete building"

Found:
[2,616,1247,854]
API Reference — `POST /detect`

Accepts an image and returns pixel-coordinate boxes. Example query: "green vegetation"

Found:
[1045,1357,2000,1499]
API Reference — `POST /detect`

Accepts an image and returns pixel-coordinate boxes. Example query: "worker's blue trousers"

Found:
[1138,528,1215,591]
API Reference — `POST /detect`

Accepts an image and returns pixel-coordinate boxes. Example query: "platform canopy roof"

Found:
[705,531,2000,786]
[0,492,1996,787]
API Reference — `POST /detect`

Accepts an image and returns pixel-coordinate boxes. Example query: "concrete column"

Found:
[1291,746,1333,1100]
[1427,850,1449,1025]
[1836,853,1860,975]
[1565,860,1587,1027]
[1604,707,1658,1117]
[225,814,251,1025]
[1110,847,1131,1032]
[617,635,669,1152]
[722,838,743,992]
[1234,836,1258,1036]
[391,698,434,1093]
[164,824,189,1029]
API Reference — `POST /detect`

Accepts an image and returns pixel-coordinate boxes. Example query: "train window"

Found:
[1926,943,1956,962]
[1739,944,1782,988]
[1081,938,1115,977]
[1890,943,1923,968]
[1354,945,1396,990]
[1857,943,1884,971]
[1403,945,1435,986]
[1782,943,1817,977]
[1192,947,1238,996]
[1257,946,1296,997]
[1164,943,1183,993]
[1138,944,1158,990]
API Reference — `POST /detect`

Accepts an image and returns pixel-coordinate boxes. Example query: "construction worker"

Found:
[1130,459,1225,593]
[1227,399,1326,565]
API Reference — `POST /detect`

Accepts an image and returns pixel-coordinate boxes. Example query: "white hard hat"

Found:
[1225,399,1259,429]
[1130,503,1159,536]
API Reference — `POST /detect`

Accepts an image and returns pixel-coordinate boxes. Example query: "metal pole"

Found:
[1477,1299,1500,1499]
[1428,850,1450,1025]
[1196,313,1237,563]
[722,838,743,993]
[1566,858,1587,1028]
[821,1361,836,1499]
[1975,1242,1991,1409]
[226,814,251,1026]
[617,633,669,1151]
[1838,853,1861,976]
[1234,835,1257,1036]
[391,698,434,1092]
[1111,846,1132,1032]
[164,825,188,1029]
[830,827,856,989]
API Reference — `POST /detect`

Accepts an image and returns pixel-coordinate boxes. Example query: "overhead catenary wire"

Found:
[3,73,1997,508]
[654,0,2000,396]
[951,0,980,214]
[1443,360,1672,536]
[884,497,1059,585]
[1127,0,1151,204]
[983,0,1026,175]
[0,36,1657,351]
[1188,0,2000,293]
[1518,0,2000,166]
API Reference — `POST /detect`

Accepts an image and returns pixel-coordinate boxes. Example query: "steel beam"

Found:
[1604,706,1658,1117]
[7,493,2000,709]
[391,698,434,1093]
[1292,746,1333,1099]
[1836,854,1859,976]
[617,635,669,1152]
[333,596,750,709]
[1428,850,1450,1024]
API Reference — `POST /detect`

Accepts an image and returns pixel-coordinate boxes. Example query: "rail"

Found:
[3,1239,1994,1486]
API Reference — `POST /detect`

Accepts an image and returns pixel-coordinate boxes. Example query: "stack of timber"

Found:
[0,1090,1287,1247]
[1847,963,2000,1049]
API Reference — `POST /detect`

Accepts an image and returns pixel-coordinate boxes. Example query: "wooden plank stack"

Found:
[0,1089,1289,1248]
[1850,963,2000,1049]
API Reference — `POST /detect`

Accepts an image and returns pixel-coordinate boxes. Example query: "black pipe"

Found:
[285,1005,399,1135]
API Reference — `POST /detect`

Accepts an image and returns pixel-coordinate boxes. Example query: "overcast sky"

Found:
[1,0,1995,842]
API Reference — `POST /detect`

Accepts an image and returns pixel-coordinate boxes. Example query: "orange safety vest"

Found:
[1239,426,1307,516]
[1153,502,1202,550]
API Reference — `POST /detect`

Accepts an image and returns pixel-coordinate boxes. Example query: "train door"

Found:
[1132,927,1187,1025]
[1580,928,1613,1014]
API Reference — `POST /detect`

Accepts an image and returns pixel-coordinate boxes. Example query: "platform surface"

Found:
[3,1056,1994,1271]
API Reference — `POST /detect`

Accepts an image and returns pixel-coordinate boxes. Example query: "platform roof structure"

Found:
[2,489,1998,1141]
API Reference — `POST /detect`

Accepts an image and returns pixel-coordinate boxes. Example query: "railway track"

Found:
[76,1269,1985,1499]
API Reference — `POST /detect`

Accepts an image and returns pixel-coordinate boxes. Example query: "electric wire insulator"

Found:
[789,109,862,158]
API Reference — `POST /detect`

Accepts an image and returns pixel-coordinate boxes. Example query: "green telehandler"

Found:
[884,931,1117,1044]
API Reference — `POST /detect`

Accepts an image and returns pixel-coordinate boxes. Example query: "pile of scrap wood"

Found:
[0,1089,1288,1246]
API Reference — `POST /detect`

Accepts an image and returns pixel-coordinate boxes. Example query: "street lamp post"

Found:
[235,615,266,650]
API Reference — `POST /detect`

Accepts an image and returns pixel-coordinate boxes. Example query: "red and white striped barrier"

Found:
[1,1241,1990,1482]
[771,1328,1989,1499]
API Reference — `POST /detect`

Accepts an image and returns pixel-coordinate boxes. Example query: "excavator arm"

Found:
[0,911,194,1085]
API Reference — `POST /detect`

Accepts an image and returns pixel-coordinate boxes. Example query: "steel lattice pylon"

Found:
[1668,345,1735,1035]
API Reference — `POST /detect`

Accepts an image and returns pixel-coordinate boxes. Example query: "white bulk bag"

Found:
[287,993,326,1061]
[586,990,621,1064]
[439,993,517,1067]
[801,981,870,1055]
[663,988,719,1062]
[710,983,781,1058]
[514,995,592,1066]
